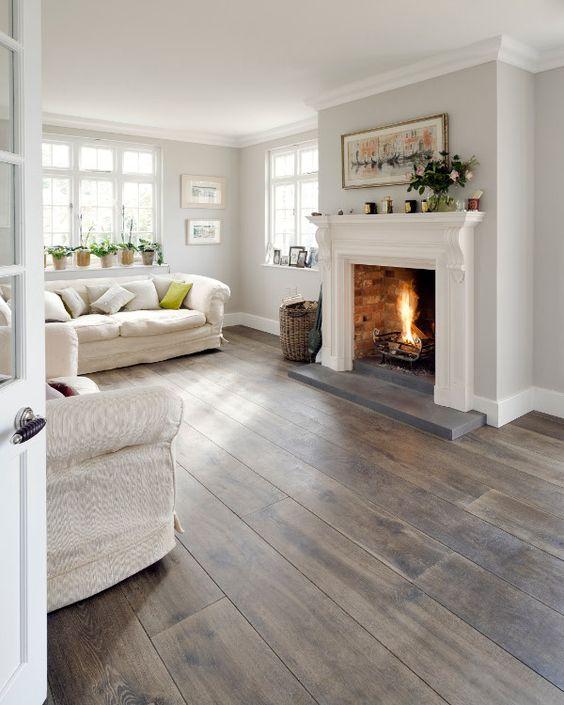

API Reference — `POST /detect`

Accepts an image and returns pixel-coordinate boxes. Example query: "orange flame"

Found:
[397,282,418,345]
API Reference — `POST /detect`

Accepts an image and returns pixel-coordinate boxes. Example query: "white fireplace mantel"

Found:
[308,212,485,412]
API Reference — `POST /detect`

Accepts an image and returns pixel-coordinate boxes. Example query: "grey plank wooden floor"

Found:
[47,326,564,705]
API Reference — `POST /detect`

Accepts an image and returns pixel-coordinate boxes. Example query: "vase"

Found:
[428,193,456,212]
[119,249,135,266]
[52,256,67,271]
[141,250,155,266]
[100,254,115,268]
[76,250,91,267]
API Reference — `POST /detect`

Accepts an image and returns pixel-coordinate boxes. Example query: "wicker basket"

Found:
[279,301,318,361]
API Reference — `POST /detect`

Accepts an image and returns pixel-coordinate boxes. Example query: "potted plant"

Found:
[138,238,163,266]
[408,152,478,212]
[47,245,70,271]
[76,215,95,267]
[118,215,137,266]
[90,239,118,268]
[44,246,48,269]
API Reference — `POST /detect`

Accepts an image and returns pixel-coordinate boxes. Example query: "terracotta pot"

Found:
[76,250,91,267]
[52,256,67,271]
[119,249,135,266]
[100,253,116,268]
[141,250,155,266]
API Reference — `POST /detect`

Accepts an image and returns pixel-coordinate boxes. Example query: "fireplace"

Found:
[354,264,435,373]
[307,212,485,413]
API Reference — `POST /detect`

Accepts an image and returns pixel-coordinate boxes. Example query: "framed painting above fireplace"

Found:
[341,113,448,189]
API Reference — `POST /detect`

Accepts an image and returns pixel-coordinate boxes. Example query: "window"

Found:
[41,136,160,248]
[268,140,318,255]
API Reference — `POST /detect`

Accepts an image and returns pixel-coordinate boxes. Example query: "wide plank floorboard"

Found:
[48,328,564,705]
[152,598,319,705]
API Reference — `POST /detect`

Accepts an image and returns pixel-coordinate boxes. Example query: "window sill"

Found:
[44,262,170,280]
[261,263,320,272]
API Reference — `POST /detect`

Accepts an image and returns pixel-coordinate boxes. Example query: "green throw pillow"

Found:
[160,281,193,309]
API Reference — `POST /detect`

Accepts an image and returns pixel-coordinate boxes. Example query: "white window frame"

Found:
[41,134,162,247]
[266,139,318,257]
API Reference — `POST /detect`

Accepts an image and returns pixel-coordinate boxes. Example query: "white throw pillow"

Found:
[45,290,71,322]
[122,279,160,311]
[58,287,88,319]
[151,275,175,301]
[0,296,11,326]
[91,284,135,315]
[86,283,111,312]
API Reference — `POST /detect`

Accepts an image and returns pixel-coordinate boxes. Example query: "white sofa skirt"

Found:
[77,324,221,373]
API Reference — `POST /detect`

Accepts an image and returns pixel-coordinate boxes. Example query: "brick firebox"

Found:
[353,264,435,359]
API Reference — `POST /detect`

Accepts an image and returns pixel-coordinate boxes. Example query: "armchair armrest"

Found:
[46,322,78,379]
[176,273,231,324]
[47,385,183,468]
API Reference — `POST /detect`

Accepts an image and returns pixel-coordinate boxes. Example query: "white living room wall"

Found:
[317,62,499,402]
[42,125,241,312]
[534,68,564,405]
[238,130,321,331]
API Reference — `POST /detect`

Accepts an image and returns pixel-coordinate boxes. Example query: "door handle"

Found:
[11,407,46,445]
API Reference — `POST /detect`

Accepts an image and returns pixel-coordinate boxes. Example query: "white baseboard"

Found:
[474,386,564,426]
[533,386,564,419]
[224,312,279,336]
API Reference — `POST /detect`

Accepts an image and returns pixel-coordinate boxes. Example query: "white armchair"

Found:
[45,324,183,612]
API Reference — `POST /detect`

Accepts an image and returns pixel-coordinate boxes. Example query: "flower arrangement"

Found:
[408,152,478,212]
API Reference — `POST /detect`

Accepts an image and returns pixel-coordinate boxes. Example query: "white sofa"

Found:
[44,272,230,374]
[43,324,183,612]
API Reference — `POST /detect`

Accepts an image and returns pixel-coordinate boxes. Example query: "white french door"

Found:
[0,0,46,704]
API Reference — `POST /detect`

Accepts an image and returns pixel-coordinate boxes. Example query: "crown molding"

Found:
[42,112,318,150]
[42,112,242,148]
[307,35,564,112]
[236,116,318,148]
[537,45,564,72]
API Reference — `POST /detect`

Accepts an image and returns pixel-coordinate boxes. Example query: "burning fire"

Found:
[397,282,419,345]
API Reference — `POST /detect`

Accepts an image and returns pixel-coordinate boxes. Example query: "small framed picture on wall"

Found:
[186,219,222,245]
[181,175,226,208]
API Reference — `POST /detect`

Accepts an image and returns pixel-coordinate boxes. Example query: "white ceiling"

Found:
[42,0,564,145]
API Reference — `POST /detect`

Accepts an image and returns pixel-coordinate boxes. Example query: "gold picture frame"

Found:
[341,113,449,189]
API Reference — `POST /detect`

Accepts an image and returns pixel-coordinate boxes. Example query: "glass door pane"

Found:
[0,161,14,265]
[0,0,12,37]
[0,44,13,151]
[0,274,14,385]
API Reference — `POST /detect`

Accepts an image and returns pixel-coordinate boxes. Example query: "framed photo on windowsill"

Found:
[181,175,226,209]
[289,246,305,267]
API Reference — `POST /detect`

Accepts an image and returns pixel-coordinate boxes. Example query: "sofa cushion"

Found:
[58,287,88,319]
[91,284,135,315]
[122,279,160,311]
[160,281,193,310]
[112,309,206,337]
[69,314,120,343]
[45,291,71,322]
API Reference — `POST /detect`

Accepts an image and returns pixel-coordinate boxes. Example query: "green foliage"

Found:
[138,238,163,265]
[47,245,70,259]
[407,151,478,197]
[117,241,138,251]
[90,239,118,258]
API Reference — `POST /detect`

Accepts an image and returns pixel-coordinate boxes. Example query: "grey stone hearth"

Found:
[289,363,486,440]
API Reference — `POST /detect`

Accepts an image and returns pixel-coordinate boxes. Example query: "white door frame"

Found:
[0,0,46,703]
